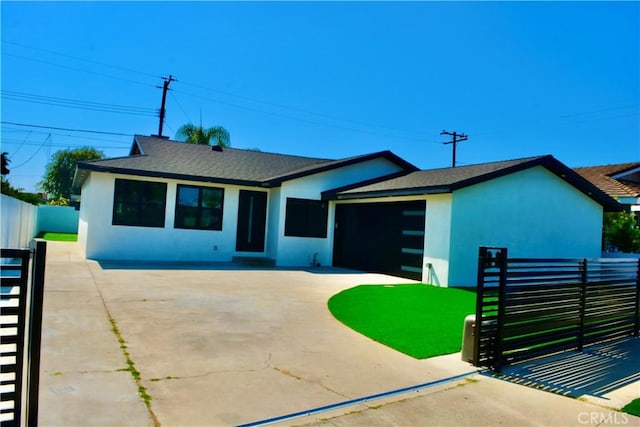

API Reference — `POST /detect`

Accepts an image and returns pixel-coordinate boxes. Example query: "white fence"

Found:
[1,194,38,249]
[1,195,79,249]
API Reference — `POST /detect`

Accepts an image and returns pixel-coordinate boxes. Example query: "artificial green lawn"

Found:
[622,398,640,417]
[36,232,78,242]
[328,284,476,359]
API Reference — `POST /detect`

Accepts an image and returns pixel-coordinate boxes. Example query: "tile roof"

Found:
[72,135,417,190]
[325,154,622,212]
[574,162,640,199]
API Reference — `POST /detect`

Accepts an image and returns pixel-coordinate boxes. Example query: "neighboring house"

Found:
[72,135,620,286]
[574,162,640,219]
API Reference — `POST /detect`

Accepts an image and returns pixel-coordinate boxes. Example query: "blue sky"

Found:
[2,1,638,193]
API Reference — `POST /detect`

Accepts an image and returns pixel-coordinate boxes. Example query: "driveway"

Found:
[38,242,637,426]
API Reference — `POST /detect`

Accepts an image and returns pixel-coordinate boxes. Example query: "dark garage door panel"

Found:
[333,201,426,280]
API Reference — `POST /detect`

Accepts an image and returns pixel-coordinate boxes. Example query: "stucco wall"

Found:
[77,175,91,256]
[265,188,281,260]
[80,172,269,262]
[37,205,79,234]
[423,194,452,286]
[448,166,603,286]
[275,157,405,267]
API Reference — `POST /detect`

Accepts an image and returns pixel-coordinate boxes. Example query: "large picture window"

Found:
[284,198,328,238]
[113,179,167,227]
[175,185,224,230]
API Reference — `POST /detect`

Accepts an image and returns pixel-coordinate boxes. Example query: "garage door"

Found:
[333,201,426,280]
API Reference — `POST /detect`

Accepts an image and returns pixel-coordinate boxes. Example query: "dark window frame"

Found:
[284,197,329,238]
[112,179,167,228]
[174,184,225,231]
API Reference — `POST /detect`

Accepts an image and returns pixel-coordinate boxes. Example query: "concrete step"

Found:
[232,256,276,268]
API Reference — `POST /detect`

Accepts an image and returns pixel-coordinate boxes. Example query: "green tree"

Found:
[175,123,230,147]
[604,211,640,253]
[40,147,104,202]
[1,177,43,205]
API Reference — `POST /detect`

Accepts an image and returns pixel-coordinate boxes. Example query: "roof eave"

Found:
[321,170,413,201]
[334,186,451,201]
[267,150,419,186]
[611,164,640,180]
[542,157,625,212]
[75,164,266,188]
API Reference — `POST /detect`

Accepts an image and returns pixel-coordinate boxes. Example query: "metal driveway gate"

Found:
[1,240,47,427]
[473,246,640,372]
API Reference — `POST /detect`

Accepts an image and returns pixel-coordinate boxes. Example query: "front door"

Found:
[236,190,268,252]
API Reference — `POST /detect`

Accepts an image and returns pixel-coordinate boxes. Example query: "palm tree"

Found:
[1,152,10,175]
[175,123,231,147]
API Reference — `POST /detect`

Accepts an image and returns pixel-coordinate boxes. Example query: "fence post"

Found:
[578,258,587,351]
[27,239,47,427]
[494,248,508,373]
[473,247,488,367]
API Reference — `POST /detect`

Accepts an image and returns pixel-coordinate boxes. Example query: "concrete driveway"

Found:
[38,242,637,426]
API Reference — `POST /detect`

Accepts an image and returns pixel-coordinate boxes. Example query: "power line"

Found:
[3,40,437,140]
[179,79,428,138]
[6,41,636,149]
[0,121,134,136]
[471,107,639,136]
[3,52,156,88]
[2,139,129,150]
[5,40,431,140]
[1,127,134,145]
[2,40,161,80]
[8,131,32,159]
[11,134,52,169]
[556,104,639,119]
[2,90,158,117]
[174,88,441,144]
[169,91,193,124]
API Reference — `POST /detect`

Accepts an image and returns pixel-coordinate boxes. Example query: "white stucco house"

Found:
[72,135,620,286]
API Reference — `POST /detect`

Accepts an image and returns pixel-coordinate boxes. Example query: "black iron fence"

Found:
[474,247,640,372]
[1,240,47,427]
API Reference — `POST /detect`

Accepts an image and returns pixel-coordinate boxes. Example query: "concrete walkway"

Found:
[38,242,638,426]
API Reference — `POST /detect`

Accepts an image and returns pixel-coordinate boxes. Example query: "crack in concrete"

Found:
[106,298,170,303]
[149,352,274,382]
[47,369,127,376]
[87,266,161,427]
[270,364,351,400]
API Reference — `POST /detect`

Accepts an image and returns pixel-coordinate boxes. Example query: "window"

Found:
[284,198,328,238]
[113,179,167,227]
[175,185,224,230]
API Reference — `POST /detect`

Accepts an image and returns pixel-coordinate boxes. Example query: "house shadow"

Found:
[485,337,640,399]
[95,259,368,275]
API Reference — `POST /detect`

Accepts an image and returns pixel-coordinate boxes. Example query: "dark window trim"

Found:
[284,197,329,239]
[174,184,225,231]
[112,178,167,228]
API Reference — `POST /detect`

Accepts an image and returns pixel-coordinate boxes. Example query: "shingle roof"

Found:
[574,162,640,199]
[72,135,417,190]
[325,154,622,212]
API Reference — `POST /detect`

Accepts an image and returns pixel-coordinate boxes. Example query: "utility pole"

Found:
[156,75,176,138]
[441,130,468,168]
